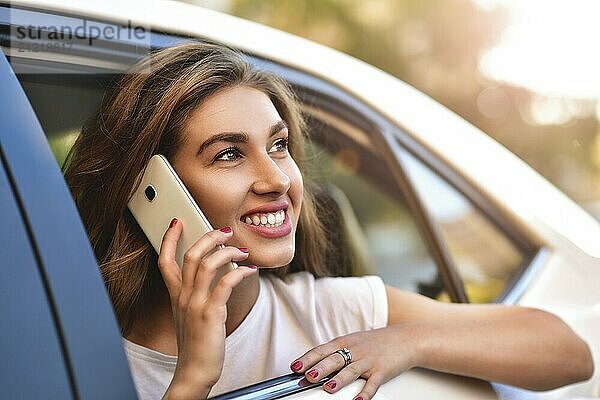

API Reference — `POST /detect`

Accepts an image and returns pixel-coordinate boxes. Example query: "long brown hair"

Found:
[63,41,331,336]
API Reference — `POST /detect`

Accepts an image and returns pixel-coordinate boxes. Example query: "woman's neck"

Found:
[126,271,260,356]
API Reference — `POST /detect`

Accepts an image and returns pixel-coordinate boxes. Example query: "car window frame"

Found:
[0,125,75,398]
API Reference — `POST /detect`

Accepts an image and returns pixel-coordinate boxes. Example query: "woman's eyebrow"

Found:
[196,120,288,156]
[270,120,288,137]
[197,132,248,156]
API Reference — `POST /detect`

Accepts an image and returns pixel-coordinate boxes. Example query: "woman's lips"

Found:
[242,211,292,238]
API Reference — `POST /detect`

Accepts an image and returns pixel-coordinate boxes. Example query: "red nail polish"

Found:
[219,226,232,233]
[326,380,337,390]
[239,247,249,253]
[169,218,178,228]
[355,397,363,400]
[307,370,318,379]
[246,265,257,269]
[291,360,303,371]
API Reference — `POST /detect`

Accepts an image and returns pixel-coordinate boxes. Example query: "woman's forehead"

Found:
[184,86,283,142]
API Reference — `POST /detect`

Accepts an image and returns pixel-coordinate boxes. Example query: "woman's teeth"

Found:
[244,210,285,228]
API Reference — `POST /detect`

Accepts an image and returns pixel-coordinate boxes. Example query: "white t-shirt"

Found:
[123,271,388,399]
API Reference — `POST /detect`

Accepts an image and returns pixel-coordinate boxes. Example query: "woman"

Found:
[63,41,593,400]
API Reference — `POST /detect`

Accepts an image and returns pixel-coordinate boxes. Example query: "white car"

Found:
[1,1,598,399]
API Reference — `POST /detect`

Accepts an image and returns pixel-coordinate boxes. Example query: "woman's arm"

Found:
[386,285,593,390]
[291,285,593,400]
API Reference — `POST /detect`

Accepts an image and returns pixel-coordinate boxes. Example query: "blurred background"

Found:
[179,0,600,219]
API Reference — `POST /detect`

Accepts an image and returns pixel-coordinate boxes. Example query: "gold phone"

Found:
[128,154,237,272]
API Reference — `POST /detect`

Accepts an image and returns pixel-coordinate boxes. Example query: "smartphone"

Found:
[128,154,237,273]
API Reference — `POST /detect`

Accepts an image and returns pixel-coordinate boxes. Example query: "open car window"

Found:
[300,104,532,304]
[8,23,534,305]
[398,149,526,303]
[301,108,441,296]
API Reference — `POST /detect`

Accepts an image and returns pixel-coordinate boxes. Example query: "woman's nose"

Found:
[251,157,291,196]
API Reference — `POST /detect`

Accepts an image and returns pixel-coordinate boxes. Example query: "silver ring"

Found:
[334,347,352,367]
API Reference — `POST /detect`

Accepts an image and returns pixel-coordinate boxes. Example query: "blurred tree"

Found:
[192,0,600,206]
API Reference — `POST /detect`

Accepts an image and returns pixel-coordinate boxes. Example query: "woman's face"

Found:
[171,85,303,268]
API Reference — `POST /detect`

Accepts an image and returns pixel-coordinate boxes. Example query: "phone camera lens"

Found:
[144,185,156,202]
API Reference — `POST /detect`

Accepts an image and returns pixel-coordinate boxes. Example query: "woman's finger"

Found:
[320,359,370,394]
[351,373,384,400]
[290,339,344,375]
[206,266,258,307]
[179,227,234,305]
[304,350,347,383]
[194,246,249,295]
[157,218,184,300]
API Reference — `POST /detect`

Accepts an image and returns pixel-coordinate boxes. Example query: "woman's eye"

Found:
[214,147,242,162]
[269,138,289,153]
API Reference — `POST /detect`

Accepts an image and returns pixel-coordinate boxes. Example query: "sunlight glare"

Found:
[475,0,600,100]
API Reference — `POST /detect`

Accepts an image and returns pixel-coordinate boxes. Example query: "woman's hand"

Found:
[290,325,416,400]
[159,219,258,400]
[291,303,594,398]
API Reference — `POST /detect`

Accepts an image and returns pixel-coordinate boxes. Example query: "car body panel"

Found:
[2,1,599,399]
[0,139,73,399]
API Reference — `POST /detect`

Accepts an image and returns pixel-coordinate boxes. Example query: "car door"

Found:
[0,46,137,399]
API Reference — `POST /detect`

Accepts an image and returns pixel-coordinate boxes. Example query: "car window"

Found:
[15,67,452,305]
[302,111,446,299]
[17,73,109,166]
[301,103,529,304]
[16,65,525,305]
[398,149,525,303]
[7,11,528,308]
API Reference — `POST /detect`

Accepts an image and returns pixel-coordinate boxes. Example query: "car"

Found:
[1,1,598,399]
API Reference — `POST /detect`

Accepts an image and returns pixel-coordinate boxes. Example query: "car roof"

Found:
[10,0,600,257]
